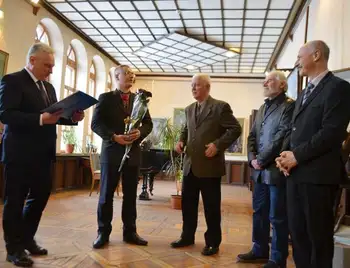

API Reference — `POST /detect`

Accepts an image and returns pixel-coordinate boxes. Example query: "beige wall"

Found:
[133,76,265,120]
[277,0,350,70]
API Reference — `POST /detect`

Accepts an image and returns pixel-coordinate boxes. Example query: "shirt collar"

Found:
[24,67,39,83]
[265,92,285,106]
[197,95,209,107]
[310,69,329,88]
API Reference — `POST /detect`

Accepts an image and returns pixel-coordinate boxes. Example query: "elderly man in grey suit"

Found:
[237,71,295,268]
[170,74,242,256]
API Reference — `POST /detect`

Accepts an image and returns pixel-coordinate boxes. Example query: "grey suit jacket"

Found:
[180,96,242,178]
[248,93,295,185]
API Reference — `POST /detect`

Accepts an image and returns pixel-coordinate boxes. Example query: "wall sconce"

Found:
[0,9,4,19]
[25,0,41,16]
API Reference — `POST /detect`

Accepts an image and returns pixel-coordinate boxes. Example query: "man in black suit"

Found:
[170,74,241,256]
[276,40,350,268]
[237,71,294,268]
[0,42,84,267]
[91,65,152,249]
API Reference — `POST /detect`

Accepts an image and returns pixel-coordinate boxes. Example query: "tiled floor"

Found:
[0,181,295,267]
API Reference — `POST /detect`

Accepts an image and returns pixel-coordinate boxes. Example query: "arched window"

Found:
[107,73,112,91]
[86,62,96,150]
[60,45,78,152]
[35,23,50,45]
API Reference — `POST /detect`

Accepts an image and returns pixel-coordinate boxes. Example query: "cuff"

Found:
[39,114,43,126]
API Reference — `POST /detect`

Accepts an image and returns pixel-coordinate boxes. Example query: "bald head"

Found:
[304,40,330,61]
[296,40,329,78]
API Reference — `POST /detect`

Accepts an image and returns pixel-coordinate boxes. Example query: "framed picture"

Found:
[286,66,302,100]
[333,68,350,131]
[0,50,9,79]
[333,68,350,83]
[225,118,246,155]
[147,118,167,149]
[173,108,186,130]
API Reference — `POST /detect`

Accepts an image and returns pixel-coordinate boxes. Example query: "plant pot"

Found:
[65,144,75,154]
[171,194,182,210]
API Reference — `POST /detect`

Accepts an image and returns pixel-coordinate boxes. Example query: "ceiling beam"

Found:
[266,0,310,71]
[40,1,120,66]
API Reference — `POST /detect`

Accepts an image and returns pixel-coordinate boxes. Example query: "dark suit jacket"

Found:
[180,96,242,178]
[282,72,350,184]
[248,93,295,185]
[0,69,76,164]
[91,90,153,166]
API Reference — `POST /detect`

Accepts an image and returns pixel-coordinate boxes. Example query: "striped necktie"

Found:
[302,82,315,105]
[36,81,50,107]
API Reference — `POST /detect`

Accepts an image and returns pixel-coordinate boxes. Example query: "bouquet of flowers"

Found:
[118,88,152,172]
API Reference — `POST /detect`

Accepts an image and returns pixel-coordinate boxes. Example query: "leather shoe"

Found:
[201,246,219,256]
[7,251,34,267]
[93,234,109,249]
[263,260,286,268]
[237,250,269,263]
[25,241,48,255]
[123,233,148,246]
[170,238,194,248]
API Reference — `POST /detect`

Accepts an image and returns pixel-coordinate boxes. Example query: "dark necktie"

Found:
[195,103,201,124]
[37,81,49,107]
[302,82,315,105]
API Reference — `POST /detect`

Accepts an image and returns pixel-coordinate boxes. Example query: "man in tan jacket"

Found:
[170,74,242,256]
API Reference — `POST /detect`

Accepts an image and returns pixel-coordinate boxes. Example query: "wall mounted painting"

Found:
[225,118,246,156]
[147,118,167,149]
[173,108,186,130]
[334,68,350,131]
[0,50,9,79]
[286,66,301,100]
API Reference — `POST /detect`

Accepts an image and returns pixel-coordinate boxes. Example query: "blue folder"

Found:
[42,91,98,119]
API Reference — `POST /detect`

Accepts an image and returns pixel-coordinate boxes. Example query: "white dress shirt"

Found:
[308,69,329,94]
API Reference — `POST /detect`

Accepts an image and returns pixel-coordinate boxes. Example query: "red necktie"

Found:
[120,93,129,112]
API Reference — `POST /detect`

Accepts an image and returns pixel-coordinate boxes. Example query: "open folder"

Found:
[41,91,99,119]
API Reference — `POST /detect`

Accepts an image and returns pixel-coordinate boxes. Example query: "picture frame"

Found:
[173,108,186,130]
[225,117,247,156]
[147,117,167,149]
[286,66,302,100]
[333,67,350,83]
[0,50,9,79]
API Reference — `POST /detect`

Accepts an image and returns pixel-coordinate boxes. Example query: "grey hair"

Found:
[26,42,55,64]
[192,73,211,86]
[267,70,288,92]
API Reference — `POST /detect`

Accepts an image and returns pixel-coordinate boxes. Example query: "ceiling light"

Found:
[0,10,4,19]
[225,51,235,58]
[186,65,195,70]
[31,0,39,4]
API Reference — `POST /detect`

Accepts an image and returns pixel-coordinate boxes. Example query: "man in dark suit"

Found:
[0,42,84,267]
[276,40,350,268]
[91,65,153,249]
[170,74,241,256]
[237,71,295,268]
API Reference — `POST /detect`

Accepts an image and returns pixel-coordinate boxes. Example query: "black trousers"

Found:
[287,180,337,268]
[181,170,221,247]
[97,163,138,236]
[2,161,52,254]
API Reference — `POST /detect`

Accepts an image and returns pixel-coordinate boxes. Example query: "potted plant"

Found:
[158,118,183,210]
[62,126,77,154]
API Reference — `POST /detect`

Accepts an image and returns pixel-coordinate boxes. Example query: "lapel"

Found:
[21,69,48,108]
[263,102,278,120]
[293,72,332,122]
[189,103,196,129]
[42,81,55,105]
[127,93,135,115]
[196,96,213,127]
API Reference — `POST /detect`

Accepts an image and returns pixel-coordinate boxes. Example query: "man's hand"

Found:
[72,110,85,122]
[275,151,297,175]
[113,134,133,145]
[175,141,184,154]
[205,143,218,157]
[251,159,262,170]
[42,110,63,125]
[126,129,141,142]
